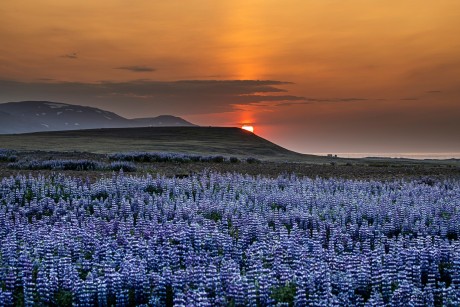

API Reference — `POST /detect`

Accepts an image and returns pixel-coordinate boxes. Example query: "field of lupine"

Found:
[0,170,459,306]
[0,150,261,174]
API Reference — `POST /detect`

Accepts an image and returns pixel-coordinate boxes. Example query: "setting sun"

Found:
[241,125,254,133]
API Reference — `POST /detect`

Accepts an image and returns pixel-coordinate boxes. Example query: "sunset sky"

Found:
[1,0,459,154]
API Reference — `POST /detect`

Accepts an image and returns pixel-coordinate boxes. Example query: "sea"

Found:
[313,153,460,160]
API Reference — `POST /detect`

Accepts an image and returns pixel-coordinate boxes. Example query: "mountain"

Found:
[0,101,195,134]
[130,115,194,127]
[0,110,45,134]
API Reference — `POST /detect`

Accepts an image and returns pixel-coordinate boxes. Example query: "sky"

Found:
[1,0,459,154]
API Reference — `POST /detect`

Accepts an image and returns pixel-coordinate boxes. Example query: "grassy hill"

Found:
[0,126,320,162]
[1,126,459,167]
[0,126,458,180]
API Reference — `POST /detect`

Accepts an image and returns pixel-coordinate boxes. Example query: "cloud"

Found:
[426,90,441,93]
[400,97,419,101]
[60,52,78,59]
[233,95,306,104]
[275,97,369,107]
[336,98,368,102]
[115,66,156,72]
[0,79,303,116]
[276,101,311,107]
[304,97,369,103]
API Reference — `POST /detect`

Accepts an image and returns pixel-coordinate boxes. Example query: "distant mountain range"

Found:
[0,101,195,134]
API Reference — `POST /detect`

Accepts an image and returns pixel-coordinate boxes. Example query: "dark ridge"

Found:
[0,126,314,161]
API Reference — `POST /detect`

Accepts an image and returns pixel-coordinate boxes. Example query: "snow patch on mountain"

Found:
[45,102,69,109]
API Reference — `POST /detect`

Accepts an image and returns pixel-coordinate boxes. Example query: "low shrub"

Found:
[246,157,261,164]
[229,157,239,163]
[109,161,137,172]
[0,149,18,162]
[109,152,233,163]
[8,159,137,172]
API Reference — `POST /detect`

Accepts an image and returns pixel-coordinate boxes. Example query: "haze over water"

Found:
[322,153,460,160]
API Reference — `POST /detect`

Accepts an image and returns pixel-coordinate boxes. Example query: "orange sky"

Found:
[1,0,460,153]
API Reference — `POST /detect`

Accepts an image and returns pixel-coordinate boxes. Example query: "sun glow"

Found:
[241,125,254,133]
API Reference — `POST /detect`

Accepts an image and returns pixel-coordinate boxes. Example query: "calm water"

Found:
[314,153,460,160]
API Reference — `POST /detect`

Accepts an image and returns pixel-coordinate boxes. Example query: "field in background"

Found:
[0,126,459,180]
[0,126,459,165]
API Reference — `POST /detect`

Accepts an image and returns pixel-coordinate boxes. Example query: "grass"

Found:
[0,127,321,162]
[0,127,458,169]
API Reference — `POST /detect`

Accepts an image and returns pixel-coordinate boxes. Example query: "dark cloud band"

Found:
[115,66,156,72]
[60,53,78,59]
[0,79,304,115]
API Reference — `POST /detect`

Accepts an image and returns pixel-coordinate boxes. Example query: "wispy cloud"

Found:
[276,101,311,107]
[426,90,442,93]
[60,52,78,59]
[115,66,156,72]
[275,97,369,107]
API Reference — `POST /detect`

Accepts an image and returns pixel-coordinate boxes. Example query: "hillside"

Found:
[0,101,195,133]
[1,126,458,166]
[0,126,317,162]
[0,127,458,179]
